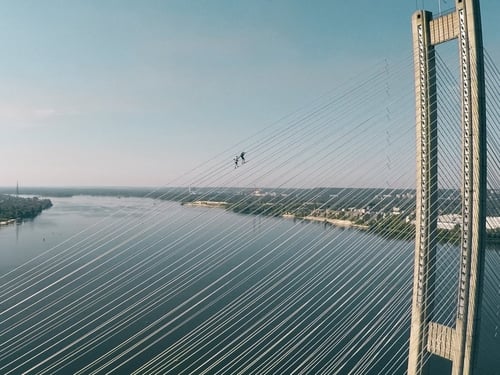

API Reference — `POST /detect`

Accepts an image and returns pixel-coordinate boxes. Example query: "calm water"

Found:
[0,196,498,374]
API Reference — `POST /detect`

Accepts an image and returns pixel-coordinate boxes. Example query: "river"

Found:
[0,196,498,374]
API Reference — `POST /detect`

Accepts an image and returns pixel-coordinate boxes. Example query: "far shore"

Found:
[0,218,17,226]
[301,215,369,230]
[182,200,228,208]
[182,202,370,230]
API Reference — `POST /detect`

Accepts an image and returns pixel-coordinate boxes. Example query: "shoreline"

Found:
[282,213,369,230]
[302,215,370,230]
[182,200,228,209]
[0,218,17,226]
[181,202,367,229]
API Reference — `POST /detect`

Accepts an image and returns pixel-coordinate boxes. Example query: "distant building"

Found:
[435,215,500,230]
[437,214,461,230]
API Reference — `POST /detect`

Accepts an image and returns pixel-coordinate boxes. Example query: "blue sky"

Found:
[0,0,498,187]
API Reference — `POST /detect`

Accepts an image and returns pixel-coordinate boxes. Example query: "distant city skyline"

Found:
[0,1,498,187]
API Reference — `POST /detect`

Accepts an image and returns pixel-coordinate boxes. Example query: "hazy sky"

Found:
[0,0,498,187]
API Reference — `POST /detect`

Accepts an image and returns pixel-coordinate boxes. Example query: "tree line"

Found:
[0,194,52,221]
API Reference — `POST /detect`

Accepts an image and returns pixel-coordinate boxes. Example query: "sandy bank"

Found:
[183,201,228,208]
[303,215,369,230]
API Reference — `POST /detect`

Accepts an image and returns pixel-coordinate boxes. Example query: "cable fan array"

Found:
[1,49,499,374]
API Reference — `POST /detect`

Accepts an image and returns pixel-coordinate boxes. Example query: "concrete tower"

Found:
[408,1,486,374]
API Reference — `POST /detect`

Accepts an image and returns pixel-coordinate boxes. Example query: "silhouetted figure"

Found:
[234,156,239,168]
[240,152,246,164]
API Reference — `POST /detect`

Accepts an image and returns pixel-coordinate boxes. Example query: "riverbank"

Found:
[302,215,370,230]
[0,219,17,226]
[182,200,228,208]
[0,194,53,226]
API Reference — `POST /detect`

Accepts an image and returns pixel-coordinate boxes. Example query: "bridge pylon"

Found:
[408,1,487,374]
